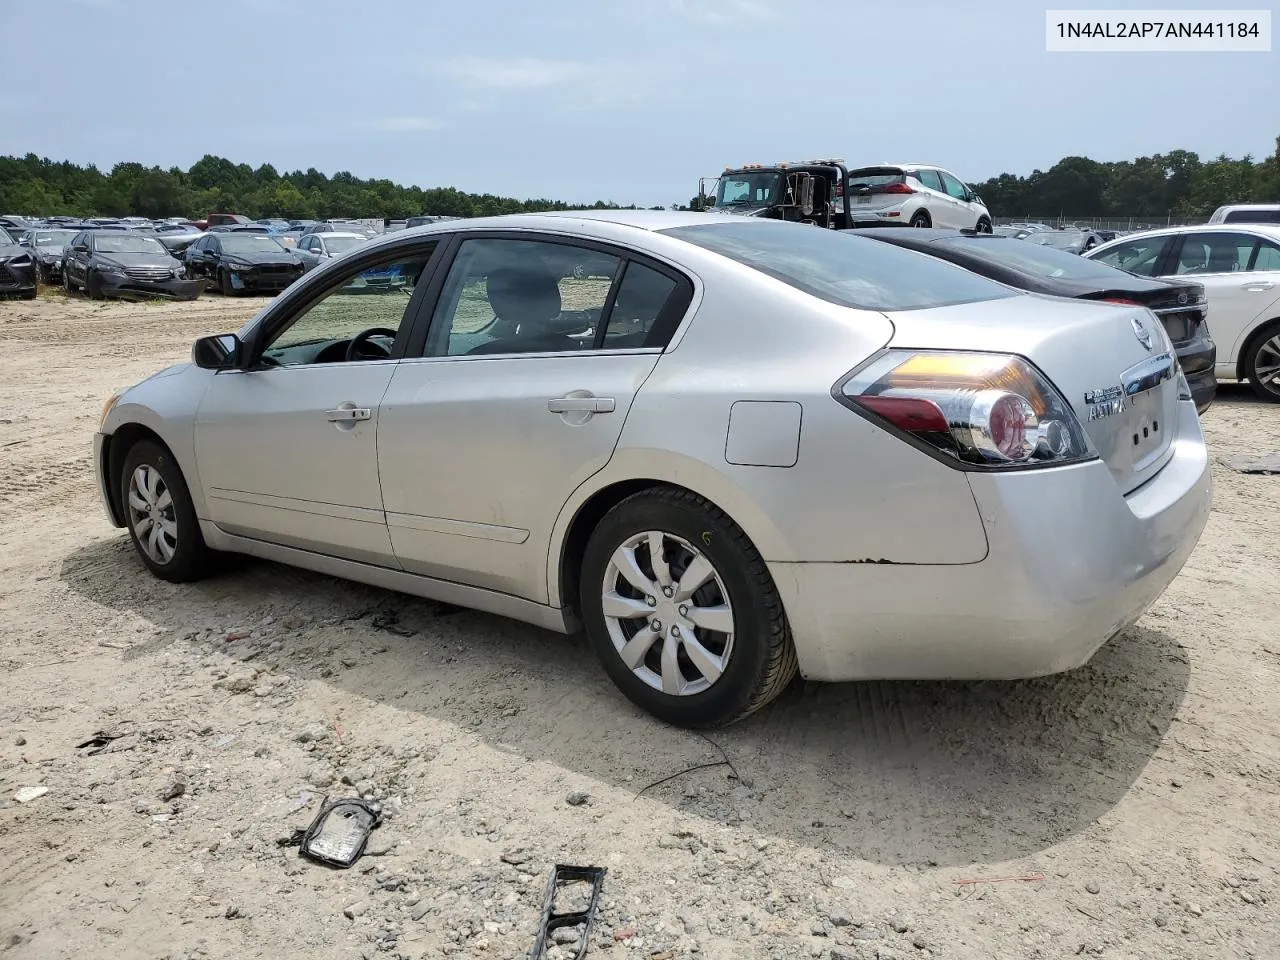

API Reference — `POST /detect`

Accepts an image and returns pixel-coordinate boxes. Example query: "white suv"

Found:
[844,164,991,232]
[1208,204,1280,226]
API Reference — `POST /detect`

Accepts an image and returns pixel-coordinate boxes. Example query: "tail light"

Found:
[837,350,1093,468]
[879,182,915,195]
[1103,297,1141,306]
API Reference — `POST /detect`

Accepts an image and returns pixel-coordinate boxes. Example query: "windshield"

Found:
[661,220,1016,311]
[0,227,12,244]
[221,235,287,254]
[35,230,76,246]
[935,236,1125,280]
[716,172,781,207]
[95,234,167,254]
[326,235,366,254]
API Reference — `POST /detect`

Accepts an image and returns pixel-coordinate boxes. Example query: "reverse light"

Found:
[838,350,1093,468]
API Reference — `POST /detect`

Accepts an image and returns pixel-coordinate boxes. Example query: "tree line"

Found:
[1,140,1278,221]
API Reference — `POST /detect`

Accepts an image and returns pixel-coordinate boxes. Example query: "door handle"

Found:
[1242,281,1275,291]
[547,396,615,414]
[325,406,371,422]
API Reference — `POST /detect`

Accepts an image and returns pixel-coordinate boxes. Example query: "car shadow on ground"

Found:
[60,535,1190,869]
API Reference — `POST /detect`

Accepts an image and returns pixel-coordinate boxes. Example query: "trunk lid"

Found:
[884,293,1181,494]
[846,166,912,213]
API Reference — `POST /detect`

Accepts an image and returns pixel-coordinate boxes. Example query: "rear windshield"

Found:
[1223,209,1280,224]
[846,167,904,189]
[661,220,1017,311]
[325,235,366,254]
[935,236,1122,280]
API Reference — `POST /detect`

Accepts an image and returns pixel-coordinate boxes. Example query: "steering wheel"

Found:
[345,327,397,362]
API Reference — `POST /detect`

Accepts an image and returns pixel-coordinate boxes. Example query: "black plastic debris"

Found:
[370,609,416,637]
[288,796,383,868]
[529,864,607,960]
[1221,452,1280,475]
[75,730,135,757]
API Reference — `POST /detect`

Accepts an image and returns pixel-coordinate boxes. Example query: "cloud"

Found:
[435,57,592,90]
[370,117,441,133]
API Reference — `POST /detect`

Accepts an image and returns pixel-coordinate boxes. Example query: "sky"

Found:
[0,0,1276,207]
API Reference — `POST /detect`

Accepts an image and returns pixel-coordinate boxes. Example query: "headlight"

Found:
[228,261,253,272]
[95,260,125,275]
[173,265,186,278]
[100,390,123,427]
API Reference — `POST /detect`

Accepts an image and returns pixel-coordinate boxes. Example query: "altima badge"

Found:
[1131,316,1153,351]
[1084,384,1125,421]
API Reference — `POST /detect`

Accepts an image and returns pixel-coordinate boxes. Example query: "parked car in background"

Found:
[204,213,251,229]
[254,218,293,233]
[844,163,992,231]
[850,227,1217,412]
[294,231,368,271]
[992,225,1033,239]
[152,223,206,257]
[0,215,34,237]
[20,227,78,283]
[309,219,378,238]
[1026,228,1104,254]
[183,232,304,295]
[1086,224,1280,401]
[93,211,1212,728]
[406,215,461,228]
[1208,204,1280,225]
[0,226,37,299]
[62,230,199,300]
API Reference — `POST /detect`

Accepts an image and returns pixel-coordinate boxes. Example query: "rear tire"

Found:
[1244,319,1280,403]
[579,487,797,728]
[909,210,931,228]
[120,440,216,582]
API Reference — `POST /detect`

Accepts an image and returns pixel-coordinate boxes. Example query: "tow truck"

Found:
[697,158,853,228]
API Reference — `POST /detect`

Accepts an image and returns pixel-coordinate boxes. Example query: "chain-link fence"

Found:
[994,215,1211,231]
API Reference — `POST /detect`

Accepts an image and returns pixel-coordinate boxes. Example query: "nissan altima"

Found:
[94,211,1211,728]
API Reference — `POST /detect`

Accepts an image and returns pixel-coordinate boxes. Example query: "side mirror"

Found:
[192,333,242,370]
[797,174,815,217]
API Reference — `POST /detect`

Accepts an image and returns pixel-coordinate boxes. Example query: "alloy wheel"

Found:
[127,464,178,564]
[1254,334,1280,395]
[600,530,735,696]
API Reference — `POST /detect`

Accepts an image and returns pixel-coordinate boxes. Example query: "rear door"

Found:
[377,233,693,602]
[937,170,975,230]
[1160,231,1280,369]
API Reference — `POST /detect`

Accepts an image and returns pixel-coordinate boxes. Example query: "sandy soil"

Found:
[1,290,1278,960]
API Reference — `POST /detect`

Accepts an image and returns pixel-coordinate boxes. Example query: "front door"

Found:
[193,242,439,565]
[377,235,690,601]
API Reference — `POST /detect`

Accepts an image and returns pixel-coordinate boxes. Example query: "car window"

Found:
[938,172,968,200]
[1172,232,1257,275]
[915,169,944,192]
[1254,241,1280,271]
[1224,209,1280,224]
[662,220,1015,311]
[262,246,437,365]
[600,262,679,348]
[1089,235,1172,277]
[426,238,621,358]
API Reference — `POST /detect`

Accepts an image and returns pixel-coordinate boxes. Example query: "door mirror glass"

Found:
[193,333,241,370]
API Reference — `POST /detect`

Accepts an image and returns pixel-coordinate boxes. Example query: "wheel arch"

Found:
[547,451,796,613]
[105,422,174,525]
[1237,314,1280,382]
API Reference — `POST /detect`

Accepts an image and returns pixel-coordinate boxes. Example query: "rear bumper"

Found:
[772,398,1211,681]
[1174,335,1216,413]
[98,273,202,301]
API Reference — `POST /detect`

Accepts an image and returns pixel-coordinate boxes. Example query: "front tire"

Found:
[86,270,104,300]
[975,217,992,233]
[1244,320,1280,403]
[579,487,797,728]
[121,440,216,582]
[64,269,76,294]
[219,269,235,296]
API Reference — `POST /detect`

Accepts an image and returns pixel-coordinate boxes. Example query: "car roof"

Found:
[315,231,366,239]
[1100,222,1280,242]
[1214,203,1280,212]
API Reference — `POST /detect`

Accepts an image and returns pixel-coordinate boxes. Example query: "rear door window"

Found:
[914,169,944,192]
[1172,233,1257,275]
[1089,235,1173,277]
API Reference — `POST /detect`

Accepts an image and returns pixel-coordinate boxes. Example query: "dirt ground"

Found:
[1,290,1278,960]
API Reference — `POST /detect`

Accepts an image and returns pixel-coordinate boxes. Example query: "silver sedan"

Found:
[94,211,1212,727]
